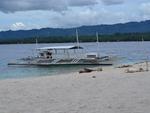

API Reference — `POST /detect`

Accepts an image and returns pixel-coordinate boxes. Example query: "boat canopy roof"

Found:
[37,45,83,50]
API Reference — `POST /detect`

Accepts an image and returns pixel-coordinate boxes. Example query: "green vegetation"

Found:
[0,32,150,44]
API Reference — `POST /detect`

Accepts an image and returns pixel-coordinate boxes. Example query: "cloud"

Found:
[1,0,146,31]
[69,0,98,6]
[140,2,150,14]
[101,0,124,5]
[139,2,150,20]
[0,0,67,13]
[11,22,26,30]
[0,0,126,13]
[46,8,128,28]
[0,0,98,13]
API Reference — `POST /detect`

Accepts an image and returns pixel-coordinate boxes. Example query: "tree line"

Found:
[0,32,150,44]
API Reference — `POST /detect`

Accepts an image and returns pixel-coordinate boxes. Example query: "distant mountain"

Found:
[1,20,150,40]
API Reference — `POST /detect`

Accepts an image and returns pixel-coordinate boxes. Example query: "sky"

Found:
[0,0,150,31]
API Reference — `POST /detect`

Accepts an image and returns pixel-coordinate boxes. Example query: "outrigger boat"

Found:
[8,31,114,66]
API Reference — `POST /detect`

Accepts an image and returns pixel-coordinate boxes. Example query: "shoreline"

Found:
[0,61,149,81]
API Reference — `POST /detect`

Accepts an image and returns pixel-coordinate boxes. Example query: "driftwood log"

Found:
[79,67,103,73]
[125,67,144,73]
[117,64,132,68]
[79,68,94,73]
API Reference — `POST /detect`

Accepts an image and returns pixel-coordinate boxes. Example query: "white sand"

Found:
[0,64,150,113]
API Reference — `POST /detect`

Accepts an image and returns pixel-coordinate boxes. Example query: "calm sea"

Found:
[0,42,150,79]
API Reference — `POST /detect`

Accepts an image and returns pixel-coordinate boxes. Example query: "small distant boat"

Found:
[8,31,114,66]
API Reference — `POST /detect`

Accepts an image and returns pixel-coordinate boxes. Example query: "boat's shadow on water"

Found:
[7,64,105,76]
[8,64,101,70]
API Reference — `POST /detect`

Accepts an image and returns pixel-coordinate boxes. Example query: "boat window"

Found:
[40,53,44,57]
[46,52,52,55]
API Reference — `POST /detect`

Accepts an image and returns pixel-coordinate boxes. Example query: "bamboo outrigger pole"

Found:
[76,29,80,49]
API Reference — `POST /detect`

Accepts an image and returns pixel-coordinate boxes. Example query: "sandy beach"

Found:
[0,63,150,113]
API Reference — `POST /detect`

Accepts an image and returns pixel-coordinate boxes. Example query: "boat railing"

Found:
[71,58,81,63]
[52,52,86,59]
[51,59,61,64]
